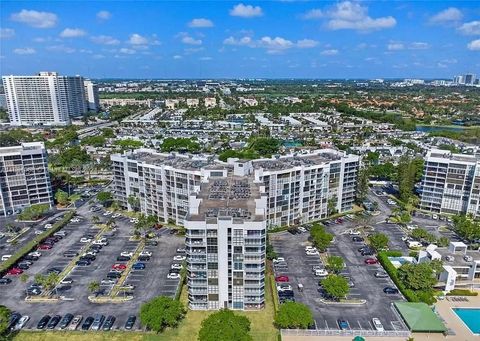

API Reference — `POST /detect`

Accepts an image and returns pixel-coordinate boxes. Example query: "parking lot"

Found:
[270,226,407,332]
[0,202,185,331]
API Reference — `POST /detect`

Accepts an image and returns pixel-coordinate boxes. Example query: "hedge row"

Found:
[0,210,75,275]
[446,289,479,296]
[377,251,419,303]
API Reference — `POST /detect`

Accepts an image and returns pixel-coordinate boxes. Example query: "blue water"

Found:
[453,308,480,334]
[416,126,465,133]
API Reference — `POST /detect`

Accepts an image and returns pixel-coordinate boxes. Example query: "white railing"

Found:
[281,329,411,338]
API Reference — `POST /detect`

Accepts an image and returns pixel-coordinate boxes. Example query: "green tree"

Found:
[310,224,333,252]
[327,197,338,215]
[452,215,480,242]
[19,273,29,283]
[368,233,389,252]
[160,137,200,153]
[91,215,100,224]
[134,214,158,239]
[437,236,450,247]
[96,191,113,205]
[139,296,186,332]
[17,203,49,220]
[325,255,345,274]
[397,263,437,291]
[274,302,314,329]
[0,305,11,336]
[411,228,428,240]
[128,195,140,211]
[88,280,100,293]
[321,274,350,300]
[198,309,252,341]
[356,168,369,204]
[55,189,69,206]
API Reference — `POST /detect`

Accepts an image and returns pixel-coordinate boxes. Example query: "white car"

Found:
[314,269,329,277]
[463,255,473,262]
[54,231,67,237]
[173,255,186,261]
[14,315,30,330]
[80,237,92,243]
[112,213,121,218]
[71,218,80,223]
[44,224,53,229]
[298,227,307,233]
[406,224,418,230]
[101,279,117,285]
[1,255,11,261]
[171,263,183,270]
[277,284,293,291]
[130,218,139,223]
[28,251,41,258]
[34,230,44,235]
[93,239,108,246]
[121,251,134,257]
[273,257,285,263]
[140,251,152,257]
[432,214,439,220]
[167,273,180,279]
[348,230,361,235]
[60,277,73,284]
[305,246,317,252]
[372,318,384,331]
[306,249,320,256]
[103,211,112,216]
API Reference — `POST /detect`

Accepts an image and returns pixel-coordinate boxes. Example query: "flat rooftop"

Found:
[252,152,343,171]
[189,176,264,222]
[429,150,480,163]
[128,151,219,171]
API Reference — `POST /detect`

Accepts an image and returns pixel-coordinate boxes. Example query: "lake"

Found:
[416,125,466,133]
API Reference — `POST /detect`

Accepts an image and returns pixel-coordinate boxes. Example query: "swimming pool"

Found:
[453,308,480,334]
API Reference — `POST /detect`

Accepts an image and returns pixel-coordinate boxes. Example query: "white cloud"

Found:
[467,39,480,51]
[11,9,57,28]
[96,10,112,21]
[188,18,214,28]
[387,43,404,51]
[410,42,430,50]
[308,1,396,31]
[230,3,263,18]
[0,28,15,39]
[119,48,136,54]
[173,55,183,60]
[13,47,36,55]
[91,35,120,45]
[128,33,148,45]
[258,36,294,52]
[223,36,254,46]
[320,49,338,56]
[59,28,86,38]
[46,45,76,53]
[302,9,324,20]
[296,39,319,48]
[429,7,463,24]
[182,35,202,45]
[458,21,480,35]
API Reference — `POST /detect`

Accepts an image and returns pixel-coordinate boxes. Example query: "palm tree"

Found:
[88,280,100,294]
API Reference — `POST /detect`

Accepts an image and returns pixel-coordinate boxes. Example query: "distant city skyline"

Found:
[1,1,479,78]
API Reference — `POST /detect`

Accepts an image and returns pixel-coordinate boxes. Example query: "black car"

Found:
[278,290,294,297]
[124,315,136,330]
[91,244,102,250]
[352,236,364,242]
[383,287,399,294]
[8,312,22,330]
[23,255,39,261]
[27,287,42,296]
[47,315,61,329]
[102,315,116,331]
[107,271,122,279]
[288,229,299,235]
[138,255,150,262]
[146,240,158,246]
[80,255,96,262]
[37,315,51,329]
[17,263,30,270]
[117,255,130,262]
[0,278,12,285]
[59,313,74,329]
[76,260,91,266]
[81,316,94,330]
[46,267,62,275]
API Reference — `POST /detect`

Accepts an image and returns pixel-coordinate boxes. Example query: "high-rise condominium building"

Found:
[84,80,100,112]
[185,176,267,310]
[419,149,480,217]
[2,72,87,126]
[0,142,53,216]
[111,148,360,227]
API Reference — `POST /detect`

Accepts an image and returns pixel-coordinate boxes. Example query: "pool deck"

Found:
[434,291,480,340]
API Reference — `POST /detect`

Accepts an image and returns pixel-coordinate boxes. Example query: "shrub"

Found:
[274,302,314,329]
[199,310,252,341]
[139,296,186,332]
[447,289,479,296]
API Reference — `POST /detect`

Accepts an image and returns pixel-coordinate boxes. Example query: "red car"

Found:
[364,258,378,265]
[7,267,23,275]
[275,276,289,282]
[38,244,53,250]
[112,264,127,270]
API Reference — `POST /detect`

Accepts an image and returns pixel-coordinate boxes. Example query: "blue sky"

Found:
[1,1,479,79]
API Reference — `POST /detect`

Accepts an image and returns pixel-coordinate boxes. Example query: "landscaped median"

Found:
[0,210,75,275]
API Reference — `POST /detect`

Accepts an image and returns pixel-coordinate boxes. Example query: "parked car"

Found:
[80,238,92,243]
[275,276,289,282]
[463,255,473,262]
[75,260,91,266]
[138,255,150,261]
[140,251,152,257]
[8,312,22,330]
[112,263,127,270]
[14,315,30,330]
[273,257,286,263]
[116,255,130,262]
[23,255,39,261]
[337,319,349,330]
[374,271,389,278]
[352,236,364,242]
[305,249,320,256]
[63,251,78,258]
[47,315,61,329]
[38,244,52,250]
[314,269,329,277]
[124,315,136,330]
[132,262,146,270]
[173,255,186,261]
[90,314,105,331]
[372,318,384,331]
[277,283,293,292]
[37,315,51,329]
[7,268,23,275]
[59,314,74,329]
[28,251,41,258]
[102,315,116,331]
[167,273,180,279]
[81,316,94,330]
[364,258,378,265]
[68,315,83,330]
[0,278,12,285]
[383,287,399,294]
[17,263,30,270]
[101,279,117,285]
[107,271,122,279]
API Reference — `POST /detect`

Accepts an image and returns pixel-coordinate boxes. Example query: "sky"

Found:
[0,1,479,79]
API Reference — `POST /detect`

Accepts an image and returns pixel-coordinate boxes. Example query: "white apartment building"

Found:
[185,176,267,310]
[204,97,217,108]
[2,72,88,126]
[111,149,360,227]
[84,80,100,112]
[419,149,480,217]
[0,142,53,216]
[186,98,199,107]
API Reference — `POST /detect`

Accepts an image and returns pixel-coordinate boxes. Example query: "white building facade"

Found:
[0,142,53,216]
[111,149,360,227]
[419,149,480,217]
[2,72,88,126]
[84,80,100,112]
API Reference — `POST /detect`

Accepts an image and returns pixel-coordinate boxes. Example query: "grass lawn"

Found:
[14,331,145,341]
